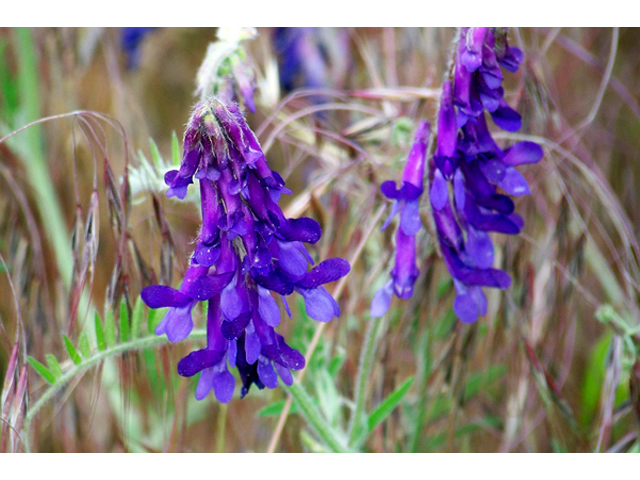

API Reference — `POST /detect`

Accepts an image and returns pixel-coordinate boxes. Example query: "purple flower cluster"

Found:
[429,27,543,323]
[371,121,430,318]
[142,98,350,402]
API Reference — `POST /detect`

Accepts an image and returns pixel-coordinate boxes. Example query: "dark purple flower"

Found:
[428,27,542,324]
[371,121,430,318]
[142,97,350,402]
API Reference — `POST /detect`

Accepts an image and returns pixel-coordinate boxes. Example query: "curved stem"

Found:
[24,330,206,427]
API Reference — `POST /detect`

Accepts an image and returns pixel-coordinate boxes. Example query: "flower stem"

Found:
[24,330,207,428]
[285,381,350,453]
[347,312,386,448]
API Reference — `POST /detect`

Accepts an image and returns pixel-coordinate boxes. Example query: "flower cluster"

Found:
[429,27,543,323]
[371,121,430,318]
[142,98,350,402]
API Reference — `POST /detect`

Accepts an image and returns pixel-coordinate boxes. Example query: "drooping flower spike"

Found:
[371,121,430,318]
[142,97,350,401]
[429,27,543,323]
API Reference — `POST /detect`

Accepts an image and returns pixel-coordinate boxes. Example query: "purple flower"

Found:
[142,97,350,402]
[371,121,430,318]
[429,27,543,323]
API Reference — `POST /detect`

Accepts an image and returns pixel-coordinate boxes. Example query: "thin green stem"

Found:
[285,382,350,453]
[215,403,228,453]
[347,313,385,448]
[24,329,207,427]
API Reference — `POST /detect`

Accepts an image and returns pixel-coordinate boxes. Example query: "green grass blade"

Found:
[367,377,414,433]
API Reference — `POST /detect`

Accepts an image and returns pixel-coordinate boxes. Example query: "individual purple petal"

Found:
[490,100,522,132]
[498,47,523,73]
[400,199,421,236]
[195,243,220,268]
[220,312,251,340]
[295,258,350,289]
[244,320,261,365]
[499,167,530,196]
[258,286,281,327]
[211,367,235,403]
[277,240,308,278]
[155,304,195,342]
[430,168,448,211]
[479,157,507,183]
[279,217,322,244]
[177,348,225,377]
[381,200,401,232]
[466,227,494,269]
[380,180,399,200]
[453,169,466,210]
[257,358,278,388]
[252,268,295,295]
[453,288,480,324]
[274,362,293,386]
[502,141,543,166]
[188,271,235,301]
[297,286,340,322]
[196,368,215,401]
[275,334,305,370]
[371,280,393,318]
[141,285,192,309]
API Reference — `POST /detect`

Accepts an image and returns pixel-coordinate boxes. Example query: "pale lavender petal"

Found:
[258,286,281,327]
[228,340,237,368]
[159,304,194,342]
[298,286,340,322]
[212,368,235,403]
[370,280,393,318]
[430,168,448,211]
[274,362,293,386]
[400,199,422,236]
[195,368,214,401]
[499,167,530,196]
[381,200,401,231]
[244,321,261,365]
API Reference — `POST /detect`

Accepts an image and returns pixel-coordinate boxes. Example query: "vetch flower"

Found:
[371,121,430,318]
[142,96,350,402]
[429,27,543,324]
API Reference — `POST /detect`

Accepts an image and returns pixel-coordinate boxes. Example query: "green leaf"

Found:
[63,335,82,366]
[367,377,414,433]
[27,356,57,385]
[94,312,106,352]
[105,310,117,348]
[149,137,163,168]
[45,354,63,378]
[131,297,144,340]
[78,332,91,358]
[171,131,181,166]
[119,300,131,343]
[257,400,299,417]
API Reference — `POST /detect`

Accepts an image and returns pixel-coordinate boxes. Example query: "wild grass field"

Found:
[0,27,639,453]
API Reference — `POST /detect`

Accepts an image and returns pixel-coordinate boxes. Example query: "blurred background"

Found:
[0,27,639,452]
